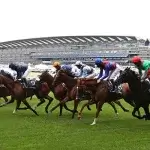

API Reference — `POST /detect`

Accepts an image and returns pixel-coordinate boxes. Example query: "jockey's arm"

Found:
[100,69,109,80]
[107,70,113,80]
[97,68,103,79]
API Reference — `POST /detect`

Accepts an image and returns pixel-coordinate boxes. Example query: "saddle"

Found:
[107,80,122,93]
[20,78,36,89]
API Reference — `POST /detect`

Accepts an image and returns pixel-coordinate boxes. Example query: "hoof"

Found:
[45,109,48,114]
[78,116,81,120]
[13,110,16,114]
[90,123,96,126]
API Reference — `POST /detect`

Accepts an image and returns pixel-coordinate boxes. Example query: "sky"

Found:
[0,0,150,42]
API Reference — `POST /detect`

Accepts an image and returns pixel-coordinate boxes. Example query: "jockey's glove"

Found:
[97,78,101,83]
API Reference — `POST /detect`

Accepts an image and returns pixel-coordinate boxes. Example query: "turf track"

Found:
[0,95,150,150]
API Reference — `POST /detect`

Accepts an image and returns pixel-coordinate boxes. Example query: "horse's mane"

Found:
[39,70,51,78]
[59,69,75,79]
[0,71,14,81]
[125,67,140,81]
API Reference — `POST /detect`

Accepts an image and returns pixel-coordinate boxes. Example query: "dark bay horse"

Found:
[0,71,15,103]
[115,67,150,120]
[0,85,14,103]
[0,74,39,115]
[51,69,129,119]
[0,70,53,114]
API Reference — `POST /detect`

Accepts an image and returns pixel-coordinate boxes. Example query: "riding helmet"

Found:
[131,56,141,63]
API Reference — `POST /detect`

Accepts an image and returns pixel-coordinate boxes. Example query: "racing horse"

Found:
[115,67,150,120]
[76,76,141,125]
[0,74,39,115]
[51,69,129,119]
[0,70,53,114]
[0,70,15,103]
[38,70,75,116]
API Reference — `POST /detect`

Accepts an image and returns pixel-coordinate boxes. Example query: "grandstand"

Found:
[0,36,149,66]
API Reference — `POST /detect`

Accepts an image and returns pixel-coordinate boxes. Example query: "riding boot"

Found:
[111,85,121,94]
[21,78,28,88]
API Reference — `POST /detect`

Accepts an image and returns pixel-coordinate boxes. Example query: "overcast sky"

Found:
[0,0,150,42]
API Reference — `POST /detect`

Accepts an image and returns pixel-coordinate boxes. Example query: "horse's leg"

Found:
[72,99,79,119]
[132,106,144,119]
[50,97,69,113]
[108,102,118,116]
[124,96,141,117]
[33,98,45,110]
[44,95,53,114]
[3,97,8,102]
[91,101,104,125]
[128,101,141,117]
[78,100,95,120]
[22,99,39,116]
[64,103,74,113]
[13,100,21,114]
[59,104,63,116]
[0,96,15,107]
[87,105,91,111]
[143,105,150,120]
[114,101,129,112]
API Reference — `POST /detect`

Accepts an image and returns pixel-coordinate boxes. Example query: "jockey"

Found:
[9,63,30,87]
[74,61,86,77]
[131,56,150,82]
[0,67,17,80]
[53,61,61,73]
[61,64,81,78]
[81,65,97,79]
[95,58,123,93]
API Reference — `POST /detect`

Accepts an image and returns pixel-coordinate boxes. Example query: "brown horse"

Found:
[39,70,78,116]
[0,71,54,114]
[0,85,14,103]
[51,69,129,119]
[77,78,141,125]
[76,79,120,125]
[0,74,40,115]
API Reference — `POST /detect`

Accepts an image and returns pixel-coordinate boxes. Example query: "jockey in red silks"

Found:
[95,58,123,93]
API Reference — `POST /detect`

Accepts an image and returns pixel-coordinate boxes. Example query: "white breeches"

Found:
[86,72,97,79]
[22,68,30,78]
[109,64,123,81]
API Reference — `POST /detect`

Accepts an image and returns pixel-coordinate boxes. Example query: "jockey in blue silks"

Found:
[61,64,81,78]
[95,58,123,93]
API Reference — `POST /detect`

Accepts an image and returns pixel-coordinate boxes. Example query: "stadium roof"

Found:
[0,36,137,49]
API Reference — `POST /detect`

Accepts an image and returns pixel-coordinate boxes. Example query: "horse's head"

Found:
[39,70,53,83]
[0,70,14,81]
[52,69,66,86]
[115,67,140,86]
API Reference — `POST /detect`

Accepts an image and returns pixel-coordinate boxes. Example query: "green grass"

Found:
[0,95,150,150]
